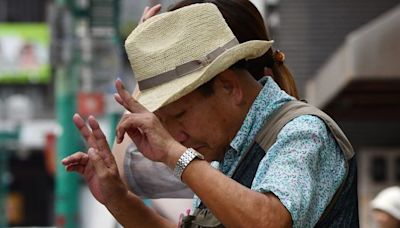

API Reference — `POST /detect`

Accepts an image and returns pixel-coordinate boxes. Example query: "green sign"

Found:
[0,23,50,84]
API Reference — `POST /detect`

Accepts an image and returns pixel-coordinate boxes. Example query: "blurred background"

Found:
[0,0,399,227]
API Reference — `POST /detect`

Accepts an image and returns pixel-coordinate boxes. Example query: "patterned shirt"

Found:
[216,77,346,228]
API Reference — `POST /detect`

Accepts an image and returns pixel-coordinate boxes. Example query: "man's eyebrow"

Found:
[154,112,165,123]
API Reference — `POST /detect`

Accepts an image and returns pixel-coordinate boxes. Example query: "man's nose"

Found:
[172,130,189,144]
[164,121,189,144]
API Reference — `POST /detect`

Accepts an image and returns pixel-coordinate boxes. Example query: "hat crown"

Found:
[125,3,236,82]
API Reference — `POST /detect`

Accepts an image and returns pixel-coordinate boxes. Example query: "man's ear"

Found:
[214,69,244,105]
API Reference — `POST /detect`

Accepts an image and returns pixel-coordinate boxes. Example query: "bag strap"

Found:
[231,100,354,179]
[255,100,354,160]
[254,100,355,224]
[188,100,354,228]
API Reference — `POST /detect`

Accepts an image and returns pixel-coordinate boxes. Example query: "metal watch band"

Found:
[173,148,204,180]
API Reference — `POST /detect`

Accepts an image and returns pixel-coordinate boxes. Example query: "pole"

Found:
[53,0,81,226]
[53,0,122,226]
[55,66,81,228]
[0,129,19,228]
[0,146,9,228]
[108,0,122,145]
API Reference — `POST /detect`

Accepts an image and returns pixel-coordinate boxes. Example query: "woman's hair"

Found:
[168,0,299,99]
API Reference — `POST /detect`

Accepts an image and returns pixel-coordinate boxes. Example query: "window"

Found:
[0,0,46,22]
[395,157,400,182]
[370,157,387,183]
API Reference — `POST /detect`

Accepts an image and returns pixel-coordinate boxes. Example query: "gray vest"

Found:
[180,100,359,228]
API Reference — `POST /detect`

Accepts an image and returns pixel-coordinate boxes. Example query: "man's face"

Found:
[154,73,243,161]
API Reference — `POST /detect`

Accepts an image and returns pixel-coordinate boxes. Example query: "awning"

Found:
[306,4,400,120]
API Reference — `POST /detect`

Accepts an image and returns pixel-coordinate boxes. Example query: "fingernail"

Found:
[88,115,96,122]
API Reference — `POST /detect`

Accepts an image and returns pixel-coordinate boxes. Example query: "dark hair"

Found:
[168,0,299,99]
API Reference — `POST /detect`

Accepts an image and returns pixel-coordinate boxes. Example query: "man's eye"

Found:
[173,110,186,119]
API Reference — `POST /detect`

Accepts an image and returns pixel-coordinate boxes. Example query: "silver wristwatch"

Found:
[174,148,204,180]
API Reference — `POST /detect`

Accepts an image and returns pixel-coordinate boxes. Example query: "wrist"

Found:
[104,187,130,210]
[164,141,187,169]
[173,148,205,181]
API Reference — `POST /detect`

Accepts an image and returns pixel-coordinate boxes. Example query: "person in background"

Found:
[371,186,400,228]
[62,2,359,227]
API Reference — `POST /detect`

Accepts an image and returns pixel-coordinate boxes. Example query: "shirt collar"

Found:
[228,76,294,156]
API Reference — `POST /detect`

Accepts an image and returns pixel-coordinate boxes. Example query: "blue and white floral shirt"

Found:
[209,77,346,228]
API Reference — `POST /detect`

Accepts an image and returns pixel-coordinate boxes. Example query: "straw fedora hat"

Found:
[125,3,273,112]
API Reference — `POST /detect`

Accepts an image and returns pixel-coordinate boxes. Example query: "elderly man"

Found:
[62,3,359,228]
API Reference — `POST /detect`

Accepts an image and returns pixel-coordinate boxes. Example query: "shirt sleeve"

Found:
[252,115,346,228]
[124,143,194,199]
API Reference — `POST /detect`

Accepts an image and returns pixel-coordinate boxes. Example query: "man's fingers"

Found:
[115,79,147,113]
[62,152,89,166]
[66,164,85,174]
[87,116,116,167]
[115,114,131,144]
[73,113,97,149]
[143,6,150,15]
[63,152,88,174]
[140,4,161,23]
[140,6,150,23]
[116,113,153,144]
[88,148,108,176]
[115,79,136,111]
[87,116,110,151]
[146,4,161,18]
[87,116,110,150]
[116,114,139,143]
[114,93,124,107]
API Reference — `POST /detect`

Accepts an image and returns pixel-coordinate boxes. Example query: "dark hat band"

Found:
[138,38,239,90]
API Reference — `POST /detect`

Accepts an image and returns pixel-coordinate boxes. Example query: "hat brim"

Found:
[137,40,273,112]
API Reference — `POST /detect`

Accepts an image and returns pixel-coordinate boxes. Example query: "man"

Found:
[62,3,358,227]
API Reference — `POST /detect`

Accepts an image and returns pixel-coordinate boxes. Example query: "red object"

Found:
[44,132,56,176]
[56,215,66,227]
[77,92,105,117]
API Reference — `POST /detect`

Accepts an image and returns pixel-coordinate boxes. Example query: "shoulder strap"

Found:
[186,100,354,228]
[255,100,355,224]
[255,100,354,160]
